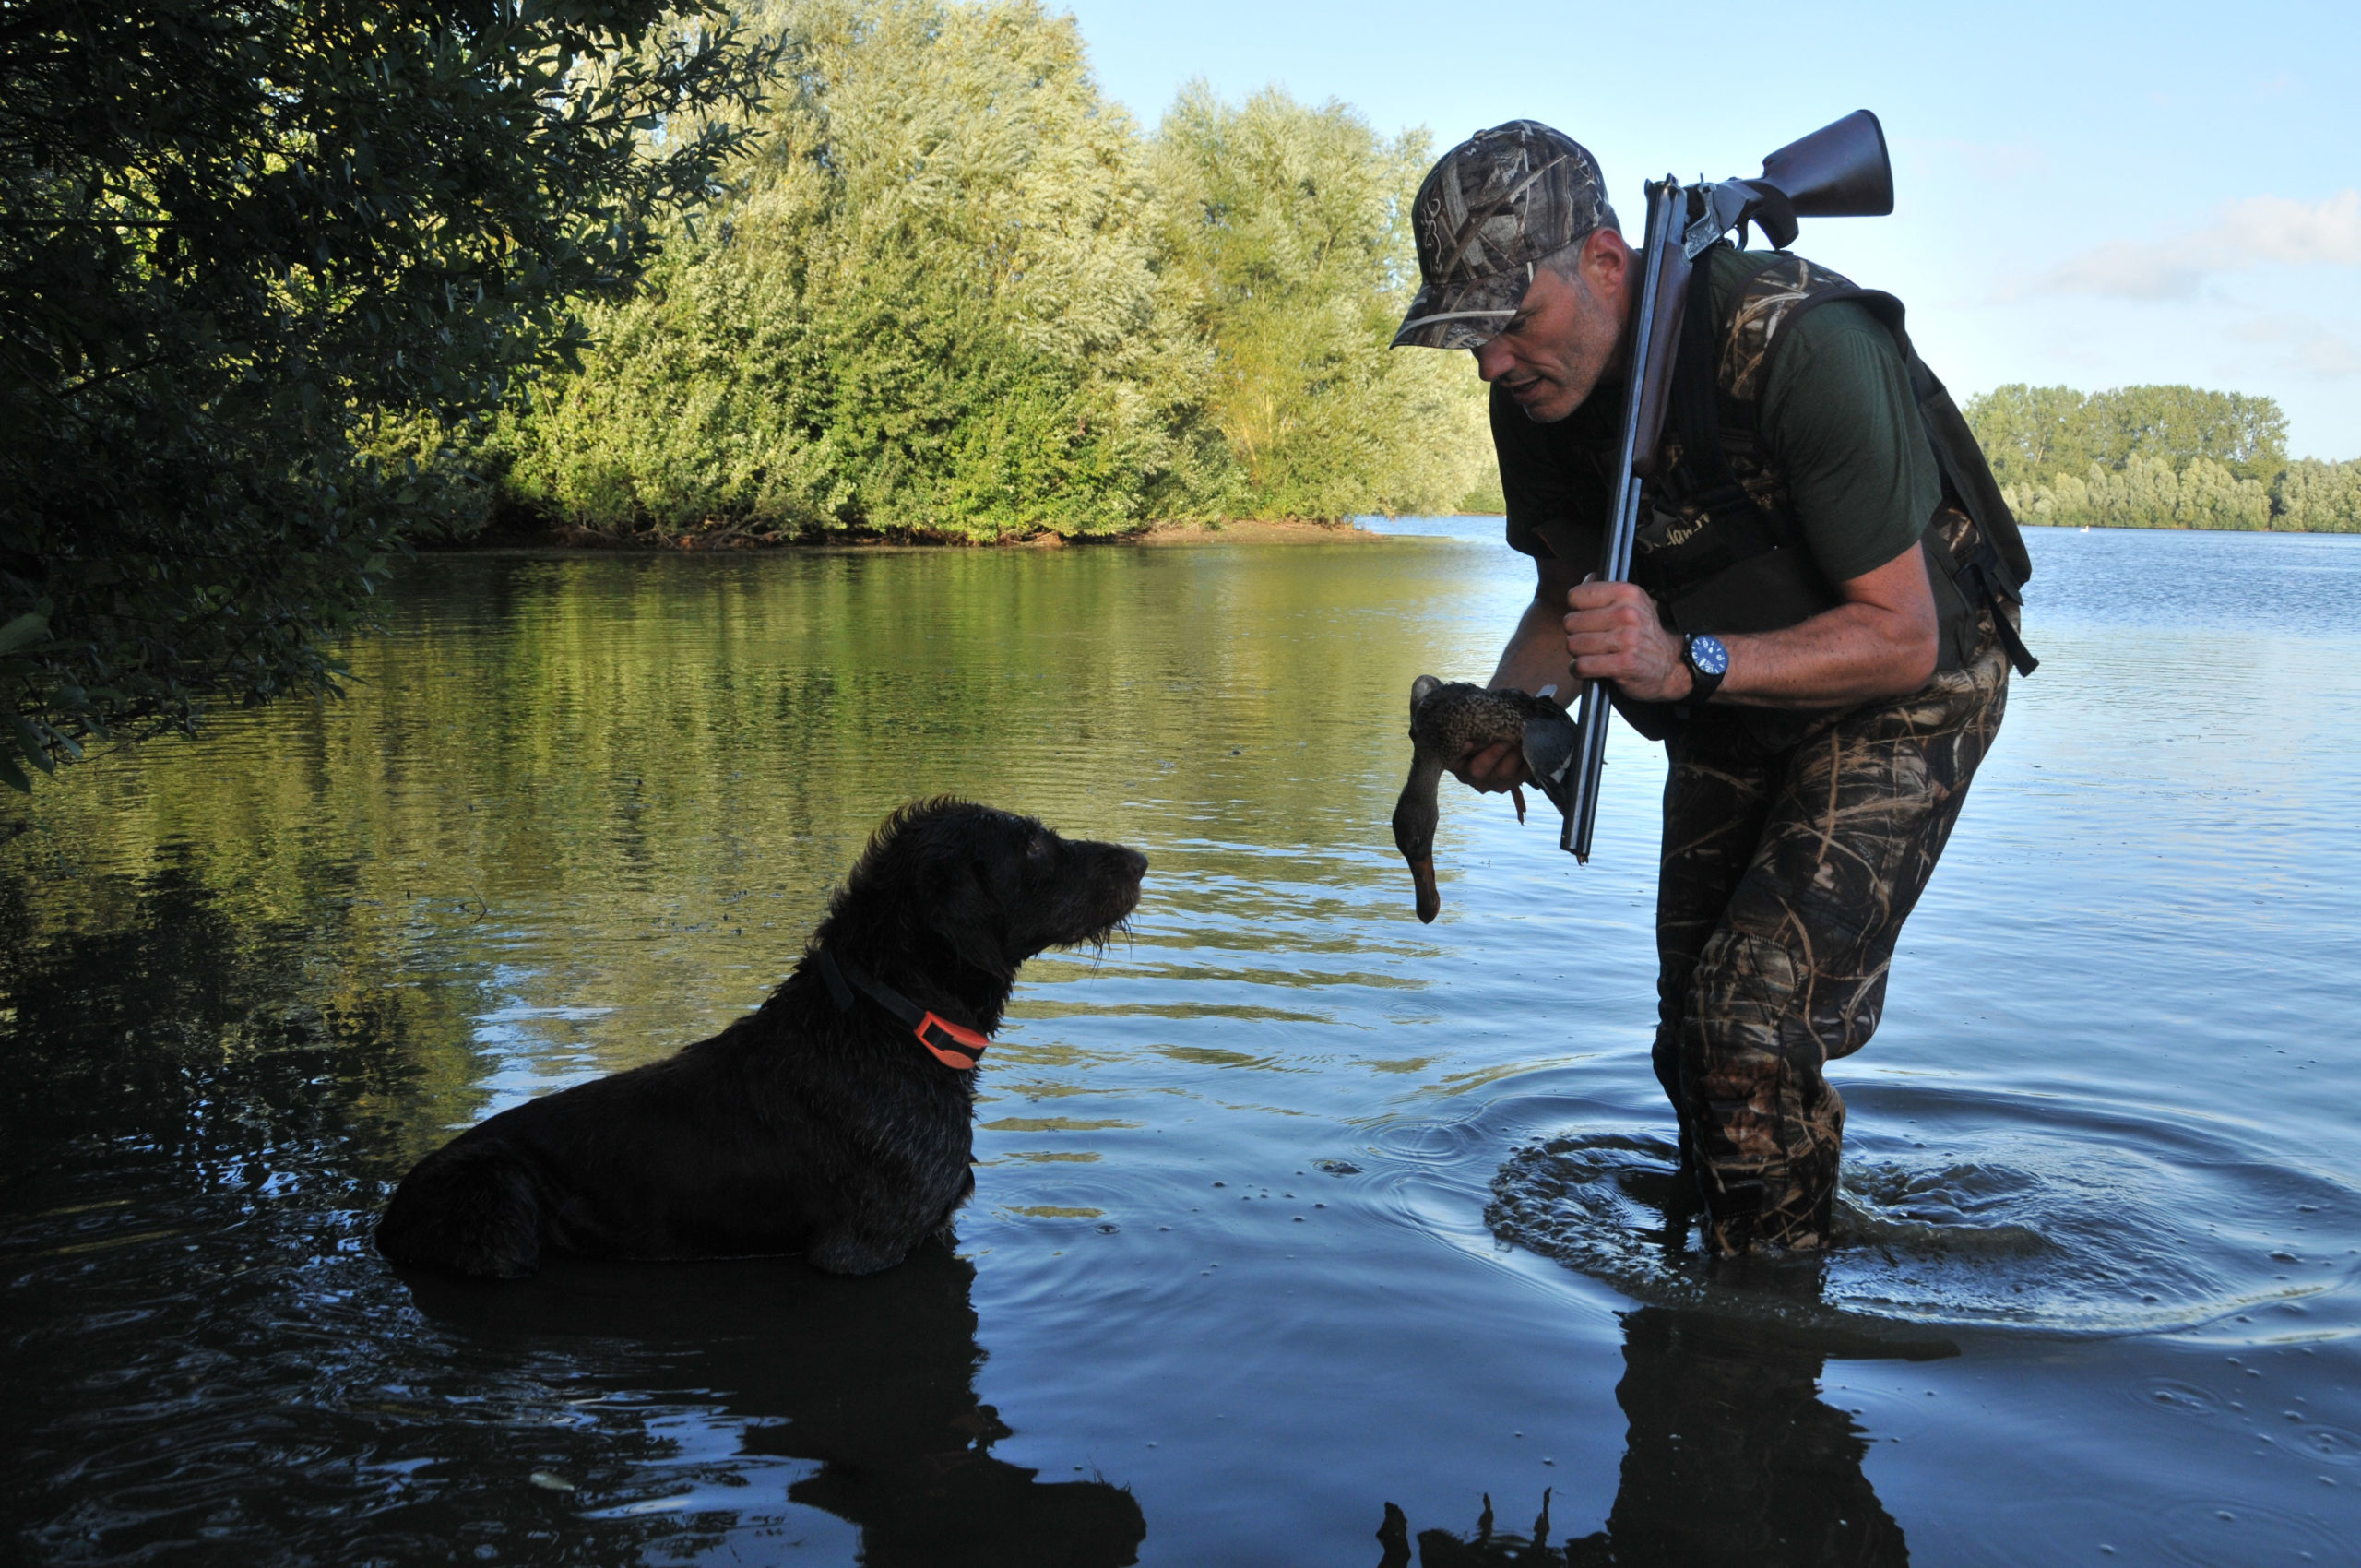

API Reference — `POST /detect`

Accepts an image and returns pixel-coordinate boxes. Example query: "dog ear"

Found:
[920,853,1018,979]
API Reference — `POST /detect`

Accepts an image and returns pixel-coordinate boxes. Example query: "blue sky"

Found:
[1061,0,2360,458]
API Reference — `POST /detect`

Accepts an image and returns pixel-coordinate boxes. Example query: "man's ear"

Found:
[1580,225,1633,309]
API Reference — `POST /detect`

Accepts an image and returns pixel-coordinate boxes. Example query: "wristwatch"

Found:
[1681,633,1729,705]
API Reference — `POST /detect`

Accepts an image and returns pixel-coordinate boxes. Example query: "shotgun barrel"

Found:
[1559,175,1688,861]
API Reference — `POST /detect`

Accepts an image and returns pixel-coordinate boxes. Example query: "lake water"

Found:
[3,524,2357,1566]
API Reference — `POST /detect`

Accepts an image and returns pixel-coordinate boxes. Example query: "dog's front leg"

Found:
[927,1168,975,1248]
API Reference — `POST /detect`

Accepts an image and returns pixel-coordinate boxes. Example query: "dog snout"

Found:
[1080,841,1146,923]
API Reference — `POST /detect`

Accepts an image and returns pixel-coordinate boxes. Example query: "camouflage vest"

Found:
[1537,250,2035,742]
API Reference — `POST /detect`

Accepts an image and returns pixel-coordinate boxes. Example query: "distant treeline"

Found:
[400,0,1489,544]
[1964,384,2361,533]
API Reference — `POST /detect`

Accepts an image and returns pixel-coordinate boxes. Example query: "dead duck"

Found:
[1391,676,1576,923]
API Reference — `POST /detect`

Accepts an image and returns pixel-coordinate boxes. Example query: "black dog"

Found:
[376,800,1146,1278]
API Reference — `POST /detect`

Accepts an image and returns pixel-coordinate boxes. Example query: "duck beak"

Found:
[1409,855,1441,924]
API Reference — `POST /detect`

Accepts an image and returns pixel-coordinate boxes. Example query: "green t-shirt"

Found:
[1493,246,1938,586]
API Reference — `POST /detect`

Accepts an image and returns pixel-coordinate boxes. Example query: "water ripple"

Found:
[1477,1090,2361,1337]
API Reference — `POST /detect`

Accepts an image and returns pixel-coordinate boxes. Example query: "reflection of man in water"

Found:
[1573,1311,1911,1566]
[1390,123,2029,1254]
[1383,1310,1917,1567]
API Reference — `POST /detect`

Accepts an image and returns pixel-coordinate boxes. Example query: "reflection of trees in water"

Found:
[1382,1308,1937,1567]
[8,546,1492,1078]
[409,1246,1146,1567]
[0,854,471,1182]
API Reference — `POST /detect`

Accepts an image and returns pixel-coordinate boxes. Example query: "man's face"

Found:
[1470,231,1633,424]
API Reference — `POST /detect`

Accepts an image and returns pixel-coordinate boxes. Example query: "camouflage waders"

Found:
[1652,517,2013,1253]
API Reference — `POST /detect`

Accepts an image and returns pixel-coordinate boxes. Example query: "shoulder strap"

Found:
[1735,267,2035,593]
[1691,252,2040,676]
[1661,250,1798,552]
[1720,254,1885,409]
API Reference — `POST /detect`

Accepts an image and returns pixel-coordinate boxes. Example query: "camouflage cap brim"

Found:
[1391,267,1535,350]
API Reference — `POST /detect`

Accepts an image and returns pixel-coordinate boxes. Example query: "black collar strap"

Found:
[816,950,989,1071]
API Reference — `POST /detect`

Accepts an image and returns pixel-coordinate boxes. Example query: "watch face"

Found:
[1690,635,1730,677]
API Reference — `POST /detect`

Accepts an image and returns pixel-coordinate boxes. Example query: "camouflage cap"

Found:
[1392,121,1619,351]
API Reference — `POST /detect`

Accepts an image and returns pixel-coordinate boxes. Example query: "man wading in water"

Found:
[1393,123,2032,1257]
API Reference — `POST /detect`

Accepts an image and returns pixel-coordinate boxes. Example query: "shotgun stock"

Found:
[1547,111,1894,863]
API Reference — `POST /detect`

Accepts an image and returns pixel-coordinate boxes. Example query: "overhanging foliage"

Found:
[0,0,775,787]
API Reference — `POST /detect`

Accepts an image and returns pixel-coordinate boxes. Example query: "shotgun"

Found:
[1536,110,1896,861]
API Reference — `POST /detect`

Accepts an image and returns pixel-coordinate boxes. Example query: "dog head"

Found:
[825,800,1146,981]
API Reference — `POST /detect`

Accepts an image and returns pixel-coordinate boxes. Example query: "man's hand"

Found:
[1564,577,1692,703]
[1452,737,1529,794]
[1449,738,1532,824]
[1450,549,1577,819]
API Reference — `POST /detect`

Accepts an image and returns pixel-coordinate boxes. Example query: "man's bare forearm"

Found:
[1455,560,1581,794]
[1716,598,1938,708]
[1489,560,1580,707]
[1563,544,1940,710]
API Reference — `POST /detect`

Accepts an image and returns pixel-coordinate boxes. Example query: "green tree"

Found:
[2004,454,2275,531]
[1957,384,2101,491]
[2097,385,2287,481]
[2272,458,2361,533]
[493,46,1497,540]
[1967,383,2289,490]
[0,0,772,788]
[496,0,1224,540]
[1148,83,1489,520]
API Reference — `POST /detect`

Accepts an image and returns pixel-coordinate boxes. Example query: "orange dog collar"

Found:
[816,950,989,1071]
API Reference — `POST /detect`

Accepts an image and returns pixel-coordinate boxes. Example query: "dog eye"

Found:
[1026,836,1050,861]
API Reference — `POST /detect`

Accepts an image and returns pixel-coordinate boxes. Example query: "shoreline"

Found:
[417,513,2361,557]
[415,516,1434,557]
[2015,518,2359,535]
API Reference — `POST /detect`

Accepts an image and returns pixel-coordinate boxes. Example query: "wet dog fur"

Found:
[375,800,1146,1279]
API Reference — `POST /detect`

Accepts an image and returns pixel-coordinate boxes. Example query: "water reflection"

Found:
[404,1247,1146,1567]
[0,850,1142,1566]
[9,534,2361,1560]
[1381,1307,1947,1567]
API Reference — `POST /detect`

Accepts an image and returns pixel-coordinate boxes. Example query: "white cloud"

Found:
[2297,335,2361,375]
[2005,190,2361,302]
[2219,314,2361,380]
[2020,242,2203,301]
[2225,313,2361,379]
[2231,190,2361,266]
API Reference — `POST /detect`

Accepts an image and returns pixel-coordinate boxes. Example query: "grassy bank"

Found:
[419,514,1387,553]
